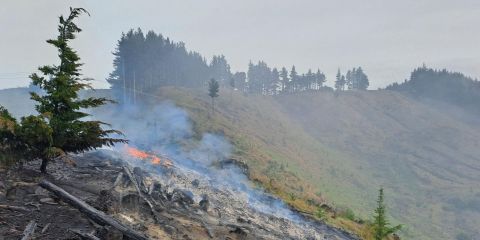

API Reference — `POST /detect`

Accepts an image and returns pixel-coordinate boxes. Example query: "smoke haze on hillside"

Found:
[1,0,480,89]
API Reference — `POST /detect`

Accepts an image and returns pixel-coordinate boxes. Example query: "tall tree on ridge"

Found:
[208,78,220,115]
[280,67,289,93]
[315,69,326,90]
[290,66,298,93]
[335,69,345,91]
[356,67,369,90]
[270,68,280,95]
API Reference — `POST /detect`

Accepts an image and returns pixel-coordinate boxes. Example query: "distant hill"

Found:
[385,66,480,114]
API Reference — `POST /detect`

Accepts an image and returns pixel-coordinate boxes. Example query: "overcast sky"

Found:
[1,0,479,89]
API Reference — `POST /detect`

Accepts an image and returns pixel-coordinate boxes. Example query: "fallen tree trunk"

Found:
[39,180,147,240]
[21,220,37,240]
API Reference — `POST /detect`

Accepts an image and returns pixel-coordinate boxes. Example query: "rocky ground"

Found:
[0,150,358,240]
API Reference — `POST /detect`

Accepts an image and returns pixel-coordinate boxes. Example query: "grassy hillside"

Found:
[3,87,480,239]
[150,87,480,240]
[275,90,480,239]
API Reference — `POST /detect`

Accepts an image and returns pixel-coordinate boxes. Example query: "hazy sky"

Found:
[1,0,479,89]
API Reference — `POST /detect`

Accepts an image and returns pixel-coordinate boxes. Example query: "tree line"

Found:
[335,67,369,91]
[385,65,480,114]
[107,29,369,102]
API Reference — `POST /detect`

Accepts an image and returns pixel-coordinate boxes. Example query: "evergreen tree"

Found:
[107,29,214,98]
[335,69,345,91]
[280,67,289,93]
[208,78,220,114]
[345,70,353,90]
[356,67,369,90]
[344,67,369,90]
[315,69,326,90]
[289,66,298,93]
[210,55,232,85]
[28,8,126,172]
[270,68,280,95]
[305,69,314,91]
[232,72,246,92]
[373,188,402,240]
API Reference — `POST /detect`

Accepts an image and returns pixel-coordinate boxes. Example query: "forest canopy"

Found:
[107,29,370,103]
[385,66,480,113]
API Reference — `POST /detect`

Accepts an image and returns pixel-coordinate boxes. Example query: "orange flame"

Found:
[151,156,161,165]
[127,147,150,159]
[125,145,173,168]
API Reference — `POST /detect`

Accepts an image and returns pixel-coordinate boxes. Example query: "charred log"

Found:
[39,180,147,240]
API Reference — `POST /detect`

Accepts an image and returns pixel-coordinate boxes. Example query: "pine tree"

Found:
[356,67,369,90]
[305,69,314,91]
[315,69,326,90]
[373,188,402,240]
[208,78,220,114]
[232,72,246,92]
[345,70,352,90]
[28,8,126,173]
[280,67,289,93]
[270,68,280,95]
[335,69,345,91]
[290,66,298,93]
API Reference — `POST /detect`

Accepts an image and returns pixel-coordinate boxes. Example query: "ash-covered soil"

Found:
[0,150,358,240]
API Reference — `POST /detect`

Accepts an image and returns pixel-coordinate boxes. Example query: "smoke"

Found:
[97,101,302,222]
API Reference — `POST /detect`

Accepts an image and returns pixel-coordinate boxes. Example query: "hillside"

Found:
[148,87,480,240]
[2,87,480,239]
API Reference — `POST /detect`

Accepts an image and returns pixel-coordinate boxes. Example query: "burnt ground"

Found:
[0,151,358,240]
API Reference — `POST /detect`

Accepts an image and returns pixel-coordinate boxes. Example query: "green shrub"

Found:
[339,207,356,221]
[315,207,326,220]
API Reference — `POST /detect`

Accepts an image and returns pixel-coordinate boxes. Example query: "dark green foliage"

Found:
[1,8,126,172]
[208,78,220,114]
[106,28,341,97]
[107,29,230,103]
[335,69,346,91]
[385,65,480,113]
[345,67,369,90]
[338,207,356,221]
[246,63,327,95]
[0,106,26,165]
[315,206,326,220]
[210,55,232,84]
[373,188,402,240]
[232,72,246,92]
[279,67,289,93]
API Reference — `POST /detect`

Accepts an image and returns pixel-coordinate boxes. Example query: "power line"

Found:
[0,76,30,80]
[0,71,31,75]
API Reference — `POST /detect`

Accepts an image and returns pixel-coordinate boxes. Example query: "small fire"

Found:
[127,147,150,159]
[125,145,173,168]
